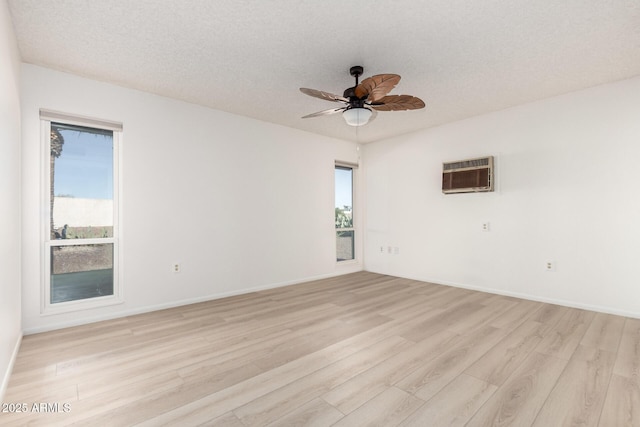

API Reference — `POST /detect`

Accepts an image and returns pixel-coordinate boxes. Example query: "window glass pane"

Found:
[50,244,114,303]
[50,123,113,240]
[336,166,354,262]
[336,230,355,261]
[335,167,353,229]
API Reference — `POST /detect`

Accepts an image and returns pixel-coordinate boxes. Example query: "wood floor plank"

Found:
[2,382,78,407]
[377,293,432,319]
[532,345,616,427]
[580,312,625,352]
[465,320,545,386]
[331,387,424,427]
[398,374,496,427]
[251,314,392,371]
[200,412,246,427]
[398,302,486,342]
[528,302,568,325]
[598,374,640,427]
[466,351,567,427]
[614,317,640,378]
[490,299,542,330]
[264,398,344,427]
[233,335,413,426]
[3,271,637,426]
[396,325,507,401]
[137,317,421,425]
[55,325,285,401]
[535,308,595,360]
[7,334,211,399]
[76,332,271,400]
[321,329,459,414]
[446,300,519,335]
[10,328,135,376]
[2,370,186,427]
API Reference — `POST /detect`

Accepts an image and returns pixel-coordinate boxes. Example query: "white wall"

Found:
[0,0,23,400]
[363,76,640,318]
[21,64,361,333]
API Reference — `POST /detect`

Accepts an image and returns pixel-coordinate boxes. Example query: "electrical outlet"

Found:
[173,263,181,273]
[545,261,556,272]
[482,222,490,232]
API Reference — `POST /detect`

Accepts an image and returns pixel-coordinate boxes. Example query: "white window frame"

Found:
[335,161,358,264]
[40,109,123,314]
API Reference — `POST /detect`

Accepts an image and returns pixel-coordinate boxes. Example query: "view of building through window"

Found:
[48,122,115,304]
[335,165,354,261]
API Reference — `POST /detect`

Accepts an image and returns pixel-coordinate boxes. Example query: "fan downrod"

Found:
[344,66,364,99]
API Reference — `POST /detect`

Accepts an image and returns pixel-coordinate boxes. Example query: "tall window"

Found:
[42,110,122,312]
[335,163,355,262]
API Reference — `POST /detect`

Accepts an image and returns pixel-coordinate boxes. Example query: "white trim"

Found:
[0,334,22,402]
[41,115,123,315]
[50,237,115,247]
[40,109,122,131]
[24,267,639,335]
[23,269,363,335]
[40,120,49,315]
[335,163,358,263]
[115,129,124,306]
[335,259,360,269]
[41,293,124,316]
[368,270,640,320]
[335,160,359,169]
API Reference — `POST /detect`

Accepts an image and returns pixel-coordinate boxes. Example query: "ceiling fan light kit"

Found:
[343,107,373,126]
[300,66,425,127]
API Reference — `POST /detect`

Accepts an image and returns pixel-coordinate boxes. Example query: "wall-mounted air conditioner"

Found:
[442,156,494,194]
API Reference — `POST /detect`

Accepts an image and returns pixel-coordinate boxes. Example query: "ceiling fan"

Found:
[300,66,425,127]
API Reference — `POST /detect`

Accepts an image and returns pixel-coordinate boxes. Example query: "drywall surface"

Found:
[363,76,640,317]
[0,0,23,400]
[21,64,361,333]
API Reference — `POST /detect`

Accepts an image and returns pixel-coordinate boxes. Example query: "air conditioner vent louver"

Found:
[442,156,494,194]
[443,157,490,171]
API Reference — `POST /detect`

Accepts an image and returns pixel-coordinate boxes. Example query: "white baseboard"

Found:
[380,271,640,319]
[23,266,639,335]
[23,266,363,335]
[1,334,22,403]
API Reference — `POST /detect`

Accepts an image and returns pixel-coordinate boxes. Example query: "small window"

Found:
[42,111,122,312]
[335,164,355,262]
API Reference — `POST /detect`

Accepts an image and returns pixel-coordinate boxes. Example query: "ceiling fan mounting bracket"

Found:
[349,66,363,78]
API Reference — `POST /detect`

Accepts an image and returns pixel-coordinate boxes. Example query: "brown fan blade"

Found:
[354,74,401,102]
[301,106,347,119]
[300,88,348,103]
[370,95,425,111]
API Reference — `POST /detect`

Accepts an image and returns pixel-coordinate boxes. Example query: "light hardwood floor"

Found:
[2,272,639,426]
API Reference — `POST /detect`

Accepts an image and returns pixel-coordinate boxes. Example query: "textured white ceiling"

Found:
[7,0,640,143]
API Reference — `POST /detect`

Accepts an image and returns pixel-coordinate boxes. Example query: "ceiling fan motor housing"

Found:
[343,87,367,106]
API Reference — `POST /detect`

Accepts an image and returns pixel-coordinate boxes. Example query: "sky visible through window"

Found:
[54,126,113,200]
[335,167,352,209]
